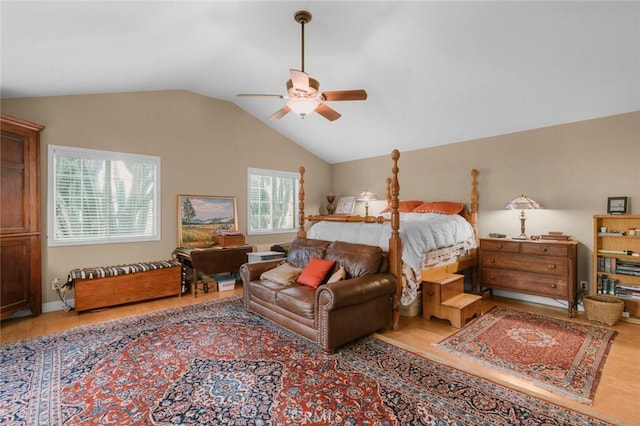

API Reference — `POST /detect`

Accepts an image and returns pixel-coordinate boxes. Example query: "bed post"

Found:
[470,169,479,244]
[297,166,307,238]
[470,168,479,291]
[385,177,391,206]
[388,149,402,330]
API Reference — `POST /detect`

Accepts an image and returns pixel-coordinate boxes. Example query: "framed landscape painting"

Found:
[178,195,237,247]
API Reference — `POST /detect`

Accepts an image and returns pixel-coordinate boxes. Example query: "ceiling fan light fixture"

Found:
[286,77,319,97]
[287,98,319,117]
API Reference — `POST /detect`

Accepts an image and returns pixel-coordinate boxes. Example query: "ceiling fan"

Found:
[236,10,367,121]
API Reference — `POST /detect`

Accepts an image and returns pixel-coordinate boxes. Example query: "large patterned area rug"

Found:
[1,298,613,425]
[435,305,618,405]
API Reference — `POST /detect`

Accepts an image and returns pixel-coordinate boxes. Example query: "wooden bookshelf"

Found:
[593,214,640,321]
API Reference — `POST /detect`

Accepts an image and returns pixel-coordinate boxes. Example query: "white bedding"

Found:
[307,212,477,305]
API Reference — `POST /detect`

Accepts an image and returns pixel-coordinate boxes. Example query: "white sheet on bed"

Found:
[307,212,476,273]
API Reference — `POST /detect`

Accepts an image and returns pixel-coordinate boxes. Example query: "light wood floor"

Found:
[2,289,638,425]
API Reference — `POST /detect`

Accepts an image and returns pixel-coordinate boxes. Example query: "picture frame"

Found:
[334,196,356,215]
[607,196,628,215]
[178,195,238,247]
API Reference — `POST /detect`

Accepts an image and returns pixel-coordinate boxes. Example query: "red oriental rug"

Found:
[435,305,618,405]
[1,298,614,425]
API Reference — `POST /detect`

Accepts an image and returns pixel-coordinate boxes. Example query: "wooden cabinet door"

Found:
[1,120,40,235]
[1,235,41,318]
[1,115,44,319]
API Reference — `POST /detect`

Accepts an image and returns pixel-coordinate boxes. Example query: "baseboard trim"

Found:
[43,299,75,313]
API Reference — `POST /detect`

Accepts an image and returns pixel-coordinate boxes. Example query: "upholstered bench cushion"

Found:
[67,259,181,284]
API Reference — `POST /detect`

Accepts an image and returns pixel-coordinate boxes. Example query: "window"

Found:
[247,168,298,235]
[48,145,160,246]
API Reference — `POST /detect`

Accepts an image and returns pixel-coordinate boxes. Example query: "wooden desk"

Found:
[173,246,253,297]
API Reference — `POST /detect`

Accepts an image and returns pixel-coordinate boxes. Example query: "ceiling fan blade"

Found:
[269,105,291,120]
[315,103,341,121]
[289,69,311,93]
[321,90,368,102]
[237,94,284,98]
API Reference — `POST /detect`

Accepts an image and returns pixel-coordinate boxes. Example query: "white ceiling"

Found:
[2,1,639,164]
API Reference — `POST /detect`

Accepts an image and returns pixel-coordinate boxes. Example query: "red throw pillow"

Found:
[380,200,423,214]
[412,201,465,215]
[297,257,336,288]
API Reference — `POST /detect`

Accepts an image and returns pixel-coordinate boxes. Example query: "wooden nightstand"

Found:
[479,238,579,317]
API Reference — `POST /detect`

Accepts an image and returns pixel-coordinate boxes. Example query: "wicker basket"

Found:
[583,295,624,326]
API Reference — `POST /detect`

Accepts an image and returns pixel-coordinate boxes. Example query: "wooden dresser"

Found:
[479,238,579,317]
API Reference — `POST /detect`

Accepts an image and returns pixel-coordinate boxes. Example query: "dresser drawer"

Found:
[480,239,520,253]
[481,268,568,298]
[521,242,569,257]
[481,252,568,276]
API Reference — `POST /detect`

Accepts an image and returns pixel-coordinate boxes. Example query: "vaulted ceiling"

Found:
[2,1,638,164]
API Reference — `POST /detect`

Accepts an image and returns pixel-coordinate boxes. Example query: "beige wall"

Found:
[332,111,640,304]
[2,90,330,306]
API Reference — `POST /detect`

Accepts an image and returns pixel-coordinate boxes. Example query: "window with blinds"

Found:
[48,145,160,246]
[247,168,298,235]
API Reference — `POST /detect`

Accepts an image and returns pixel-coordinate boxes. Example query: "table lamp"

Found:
[356,190,379,216]
[504,194,543,239]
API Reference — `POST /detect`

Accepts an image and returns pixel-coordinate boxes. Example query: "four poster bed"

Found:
[296,150,479,329]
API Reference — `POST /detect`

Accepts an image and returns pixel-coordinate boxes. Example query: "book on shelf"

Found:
[616,260,640,276]
[597,256,618,273]
[615,289,640,300]
[597,249,633,255]
[598,232,624,236]
[617,283,640,291]
[597,275,640,298]
[597,274,618,295]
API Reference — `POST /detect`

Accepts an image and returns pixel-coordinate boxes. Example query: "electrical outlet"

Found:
[580,280,588,291]
[51,277,60,291]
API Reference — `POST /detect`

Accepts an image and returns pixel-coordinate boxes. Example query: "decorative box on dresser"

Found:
[1,114,44,319]
[593,214,640,320]
[480,238,579,317]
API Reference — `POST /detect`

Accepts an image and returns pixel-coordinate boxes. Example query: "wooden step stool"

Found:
[422,274,482,328]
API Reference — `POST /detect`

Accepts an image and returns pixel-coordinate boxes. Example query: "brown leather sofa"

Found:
[240,237,397,353]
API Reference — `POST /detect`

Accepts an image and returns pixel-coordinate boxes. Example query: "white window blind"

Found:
[48,145,160,246]
[247,168,298,235]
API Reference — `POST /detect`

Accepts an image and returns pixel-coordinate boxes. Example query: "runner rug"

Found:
[1,298,612,425]
[435,305,618,405]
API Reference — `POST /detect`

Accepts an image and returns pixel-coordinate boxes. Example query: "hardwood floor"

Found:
[2,289,638,425]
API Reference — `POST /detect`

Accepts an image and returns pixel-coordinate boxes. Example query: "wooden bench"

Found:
[68,260,182,313]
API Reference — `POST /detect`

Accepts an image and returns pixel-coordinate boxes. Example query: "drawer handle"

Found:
[548,264,557,270]
[490,275,496,280]
[489,258,496,264]
[427,291,435,297]
[551,284,557,288]
[497,244,503,249]
[540,247,548,253]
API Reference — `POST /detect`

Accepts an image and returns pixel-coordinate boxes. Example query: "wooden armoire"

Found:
[1,114,44,319]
